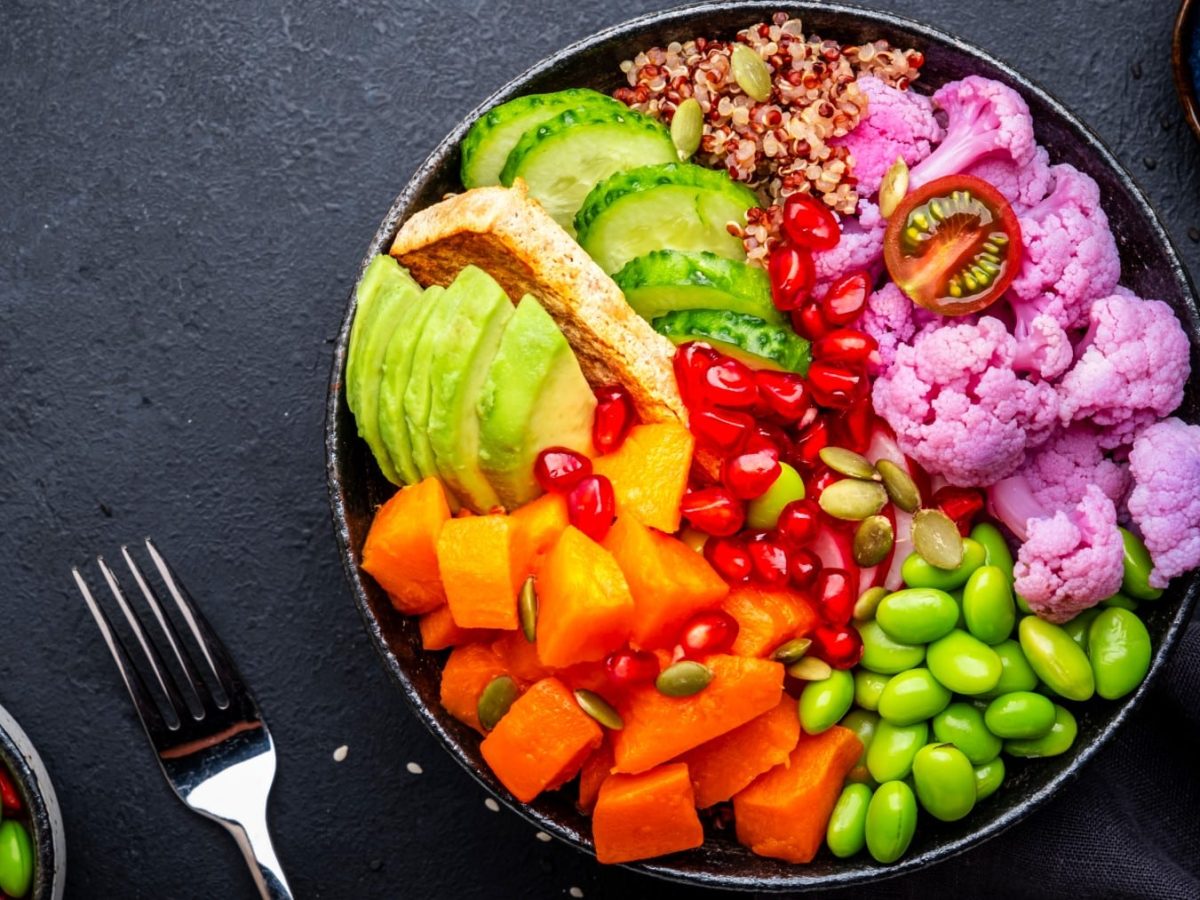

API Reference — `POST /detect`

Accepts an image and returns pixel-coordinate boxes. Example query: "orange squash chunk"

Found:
[480,677,603,803]
[419,606,492,651]
[723,586,820,658]
[602,514,728,649]
[491,630,552,687]
[593,423,693,533]
[733,725,863,863]
[680,697,800,808]
[437,514,519,630]
[592,763,704,864]
[361,477,451,614]
[509,492,569,582]
[576,741,614,814]
[439,643,510,734]
[612,655,784,774]
[536,526,635,668]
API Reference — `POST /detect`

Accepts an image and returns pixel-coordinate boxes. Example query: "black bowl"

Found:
[326,2,1200,890]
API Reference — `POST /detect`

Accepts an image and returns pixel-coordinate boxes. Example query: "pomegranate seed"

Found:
[748,421,791,457]
[768,244,816,311]
[605,648,661,687]
[776,499,821,546]
[781,191,841,251]
[747,537,790,586]
[566,474,616,542]
[754,370,812,421]
[678,609,741,657]
[681,486,746,536]
[791,417,830,469]
[0,770,19,813]
[934,485,986,535]
[807,362,862,409]
[815,568,855,626]
[831,394,875,453]
[790,302,830,340]
[704,536,753,581]
[701,357,759,409]
[813,329,879,367]
[533,447,592,493]
[673,342,719,407]
[690,408,754,454]
[788,547,822,588]
[809,624,864,669]
[722,448,782,500]
[820,271,871,326]
[593,385,634,453]
[805,466,840,504]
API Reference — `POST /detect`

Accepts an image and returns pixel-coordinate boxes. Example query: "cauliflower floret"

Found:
[813,200,886,288]
[1010,302,1073,381]
[964,145,1055,211]
[1127,417,1200,588]
[1025,424,1130,512]
[859,282,937,374]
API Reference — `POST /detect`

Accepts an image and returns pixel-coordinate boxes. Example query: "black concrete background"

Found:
[1,1,1198,897]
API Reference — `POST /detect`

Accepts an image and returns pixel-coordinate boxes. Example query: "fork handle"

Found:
[222,811,293,899]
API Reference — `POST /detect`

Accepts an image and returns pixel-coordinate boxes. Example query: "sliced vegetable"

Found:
[361,477,451,615]
[576,742,615,814]
[592,422,694,533]
[439,643,511,734]
[437,514,520,630]
[613,249,784,325]
[722,586,819,658]
[419,605,491,651]
[592,763,705,864]
[653,309,812,374]
[681,698,801,808]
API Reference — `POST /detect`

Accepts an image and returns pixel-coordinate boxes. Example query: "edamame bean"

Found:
[983,691,1056,739]
[0,820,31,899]
[973,757,1005,801]
[1015,592,1033,614]
[865,780,918,863]
[1119,527,1164,601]
[1088,608,1152,700]
[1018,616,1095,701]
[867,719,929,782]
[980,639,1040,698]
[926,629,1003,695]
[932,701,1002,764]
[962,565,1016,645]
[798,669,854,734]
[1062,609,1100,651]
[1101,592,1139,612]
[950,590,967,628]
[900,538,986,591]
[841,709,879,783]
[854,670,891,711]
[857,621,925,674]
[747,463,806,529]
[827,783,873,858]
[1004,704,1078,758]
[971,522,1014,580]
[876,588,960,644]
[878,668,952,726]
[912,743,976,822]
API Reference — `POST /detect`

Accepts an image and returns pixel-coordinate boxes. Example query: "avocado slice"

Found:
[405,284,465,489]
[425,266,516,511]
[345,255,423,485]
[478,294,597,509]
[378,285,445,486]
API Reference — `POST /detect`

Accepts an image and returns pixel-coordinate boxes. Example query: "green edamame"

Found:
[840,709,879,784]
[878,668,952,726]
[900,538,986,591]
[1018,616,1095,701]
[932,701,1002,764]
[1015,592,1033,614]
[798,669,854,734]
[854,670,891,711]
[926,629,1003,695]
[1119,527,1164,601]
[950,589,967,628]
[912,743,976,822]
[983,691,1056,739]
[857,620,926,674]
[1004,704,1078,758]
[827,783,873,858]
[865,780,918,864]
[1088,608,1152,700]
[876,588,960,644]
[867,719,929,782]
[747,463,806,529]
[1101,592,1139,611]
[0,820,31,899]
[971,522,1014,580]
[1062,609,1100,651]
[974,757,1005,801]
[962,565,1016,645]
[980,639,1040,698]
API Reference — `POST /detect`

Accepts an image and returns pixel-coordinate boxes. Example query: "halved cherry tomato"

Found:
[882,174,1022,317]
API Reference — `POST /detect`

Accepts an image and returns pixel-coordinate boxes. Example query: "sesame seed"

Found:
[484,798,500,812]
[569,888,584,898]
[405,761,423,775]
[536,831,552,842]
[332,745,348,762]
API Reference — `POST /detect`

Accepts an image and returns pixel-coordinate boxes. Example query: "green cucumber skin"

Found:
[613,249,783,326]
[653,309,812,375]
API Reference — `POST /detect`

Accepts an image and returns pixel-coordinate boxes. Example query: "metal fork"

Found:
[72,539,292,899]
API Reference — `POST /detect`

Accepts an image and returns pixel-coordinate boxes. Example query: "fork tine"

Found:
[72,566,176,733]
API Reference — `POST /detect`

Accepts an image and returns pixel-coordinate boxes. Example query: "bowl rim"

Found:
[1172,0,1200,141]
[326,1,1200,890]
[0,703,66,900]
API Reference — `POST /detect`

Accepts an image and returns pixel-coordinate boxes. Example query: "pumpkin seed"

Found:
[854,586,889,621]
[670,97,704,160]
[819,447,881,481]
[731,44,773,102]
[656,660,713,697]
[876,459,920,513]
[771,637,813,664]
[912,508,964,570]
[878,156,910,218]
[787,656,833,681]
[574,689,624,730]
[519,576,538,643]
[854,516,895,567]
[819,479,888,521]
[477,675,520,731]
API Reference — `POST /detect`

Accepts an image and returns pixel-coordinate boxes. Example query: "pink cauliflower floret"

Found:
[1025,424,1130,512]
[831,76,944,197]
[1058,291,1189,449]
[1127,417,1200,588]
[1008,164,1121,329]
[1009,301,1073,380]
[964,145,1055,211]
[871,316,1058,486]
[813,200,886,289]
[859,283,937,374]
[1012,485,1124,623]
[908,76,1036,188]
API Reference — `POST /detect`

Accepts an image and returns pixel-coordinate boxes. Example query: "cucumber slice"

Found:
[461,88,627,188]
[499,107,675,234]
[575,162,761,273]
[652,309,812,374]
[612,249,783,326]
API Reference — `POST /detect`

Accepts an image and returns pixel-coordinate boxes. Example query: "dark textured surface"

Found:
[1,1,1199,898]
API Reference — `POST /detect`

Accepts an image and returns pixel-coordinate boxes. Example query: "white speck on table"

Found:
[405,761,423,775]
[569,888,584,898]
[332,745,348,762]
[484,798,500,812]
[535,831,552,842]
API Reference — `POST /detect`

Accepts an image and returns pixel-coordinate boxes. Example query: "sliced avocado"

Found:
[405,284,465,488]
[345,255,423,484]
[378,285,445,486]
[426,266,515,512]
[478,294,597,510]
[612,249,784,326]
[652,309,812,374]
